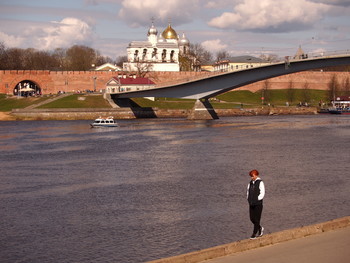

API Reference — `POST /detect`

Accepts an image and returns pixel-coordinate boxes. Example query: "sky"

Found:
[0,0,349,60]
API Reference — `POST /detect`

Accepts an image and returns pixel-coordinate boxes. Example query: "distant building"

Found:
[123,22,190,72]
[294,46,308,59]
[94,63,122,71]
[105,75,155,94]
[212,56,269,72]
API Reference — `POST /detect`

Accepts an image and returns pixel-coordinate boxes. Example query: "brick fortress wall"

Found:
[0,70,349,95]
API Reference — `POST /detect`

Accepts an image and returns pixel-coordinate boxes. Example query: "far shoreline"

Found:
[1,106,320,121]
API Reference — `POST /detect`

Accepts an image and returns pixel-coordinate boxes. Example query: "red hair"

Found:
[249,169,259,177]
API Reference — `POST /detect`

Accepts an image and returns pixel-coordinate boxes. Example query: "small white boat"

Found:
[90,116,118,128]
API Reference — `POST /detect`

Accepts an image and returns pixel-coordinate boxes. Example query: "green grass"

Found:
[1,89,330,111]
[0,94,49,111]
[217,90,261,104]
[38,94,111,108]
[216,89,328,107]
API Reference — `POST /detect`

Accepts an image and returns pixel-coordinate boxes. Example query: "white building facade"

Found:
[123,22,190,72]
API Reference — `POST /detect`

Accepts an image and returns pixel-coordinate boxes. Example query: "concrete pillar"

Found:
[187,99,219,120]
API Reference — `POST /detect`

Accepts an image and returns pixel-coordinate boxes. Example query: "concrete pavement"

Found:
[204,226,350,263]
[148,216,350,263]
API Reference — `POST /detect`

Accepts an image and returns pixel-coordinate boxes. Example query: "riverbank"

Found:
[147,216,350,263]
[0,111,16,121]
[2,106,318,121]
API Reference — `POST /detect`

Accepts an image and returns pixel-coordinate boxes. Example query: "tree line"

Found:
[0,41,222,71]
[0,42,128,71]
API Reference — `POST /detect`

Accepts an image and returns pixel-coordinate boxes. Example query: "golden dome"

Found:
[161,24,178,40]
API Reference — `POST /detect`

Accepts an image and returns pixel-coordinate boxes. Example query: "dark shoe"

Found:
[250,234,257,240]
[258,226,264,237]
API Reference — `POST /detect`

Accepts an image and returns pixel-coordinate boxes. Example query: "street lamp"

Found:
[93,76,97,92]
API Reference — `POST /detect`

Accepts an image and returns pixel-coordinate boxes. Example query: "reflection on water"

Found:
[0,115,350,263]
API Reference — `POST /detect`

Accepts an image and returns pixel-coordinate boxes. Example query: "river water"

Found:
[0,115,349,263]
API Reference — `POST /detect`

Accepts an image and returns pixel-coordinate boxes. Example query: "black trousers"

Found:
[249,204,263,235]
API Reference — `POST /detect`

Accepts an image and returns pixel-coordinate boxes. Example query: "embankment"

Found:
[147,216,350,263]
[5,106,318,121]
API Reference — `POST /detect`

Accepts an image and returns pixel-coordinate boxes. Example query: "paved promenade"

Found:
[204,226,350,263]
[148,216,350,263]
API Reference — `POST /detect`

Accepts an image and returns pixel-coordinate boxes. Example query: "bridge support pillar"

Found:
[187,99,219,120]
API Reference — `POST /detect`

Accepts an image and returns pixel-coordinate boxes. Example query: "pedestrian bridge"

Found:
[111,52,350,119]
[114,52,350,100]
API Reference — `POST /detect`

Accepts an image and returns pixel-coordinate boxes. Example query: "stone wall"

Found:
[239,71,350,92]
[10,106,318,121]
[1,70,349,95]
[0,70,207,95]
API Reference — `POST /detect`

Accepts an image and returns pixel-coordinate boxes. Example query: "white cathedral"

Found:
[123,22,190,72]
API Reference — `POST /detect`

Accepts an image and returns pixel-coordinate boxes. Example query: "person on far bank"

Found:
[247,169,265,239]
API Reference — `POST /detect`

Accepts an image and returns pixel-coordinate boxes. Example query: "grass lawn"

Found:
[0,94,49,111]
[37,94,111,108]
[1,89,330,111]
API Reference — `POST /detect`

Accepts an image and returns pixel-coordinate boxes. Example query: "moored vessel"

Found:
[90,116,118,127]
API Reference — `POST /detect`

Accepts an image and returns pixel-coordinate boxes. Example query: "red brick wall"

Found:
[0,70,349,95]
[239,71,350,92]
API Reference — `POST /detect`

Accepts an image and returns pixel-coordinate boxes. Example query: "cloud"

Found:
[0,31,24,47]
[0,17,94,51]
[208,0,330,33]
[38,18,94,49]
[201,39,228,53]
[310,0,350,6]
[118,0,200,27]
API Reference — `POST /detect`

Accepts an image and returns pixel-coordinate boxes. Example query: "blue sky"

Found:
[0,0,349,60]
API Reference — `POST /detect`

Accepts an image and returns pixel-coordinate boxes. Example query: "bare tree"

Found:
[216,50,229,62]
[178,54,192,71]
[259,54,279,62]
[4,48,25,69]
[286,80,295,104]
[189,43,213,66]
[302,82,311,104]
[66,45,97,71]
[342,77,350,96]
[126,61,153,78]
[0,42,7,70]
[328,74,339,102]
[262,80,271,105]
[116,56,127,68]
[52,48,67,70]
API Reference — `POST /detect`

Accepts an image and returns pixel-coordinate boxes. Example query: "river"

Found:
[0,115,349,262]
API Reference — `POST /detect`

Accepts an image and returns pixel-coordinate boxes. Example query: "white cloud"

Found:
[208,0,330,32]
[38,18,94,49]
[118,0,200,27]
[0,31,24,47]
[0,17,94,51]
[201,39,228,53]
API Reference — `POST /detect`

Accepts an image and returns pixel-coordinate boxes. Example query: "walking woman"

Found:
[247,169,265,239]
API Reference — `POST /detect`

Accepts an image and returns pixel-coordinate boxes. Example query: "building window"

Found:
[134,50,139,61]
[152,48,157,59]
[162,49,167,62]
[142,49,147,61]
[170,50,175,62]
